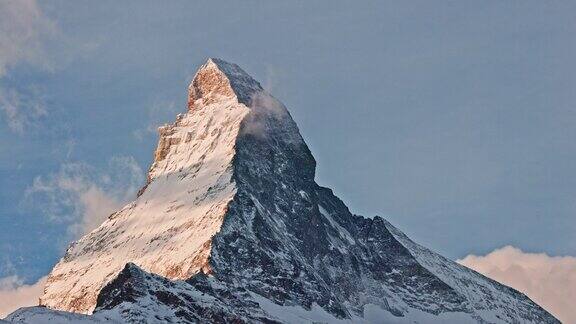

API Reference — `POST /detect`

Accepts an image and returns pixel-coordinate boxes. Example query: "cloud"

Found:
[2,157,143,318]
[0,0,56,76]
[240,91,294,140]
[0,275,47,318]
[25,156,144,238]
[458,246,576,323]
[0,0,56,134]
[0,86,48,134]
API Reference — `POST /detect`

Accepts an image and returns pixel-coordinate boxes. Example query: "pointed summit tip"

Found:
[188,58,263,111]
[202,58,243,75]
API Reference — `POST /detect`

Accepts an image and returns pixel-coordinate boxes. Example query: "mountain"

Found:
[5,59,558,323]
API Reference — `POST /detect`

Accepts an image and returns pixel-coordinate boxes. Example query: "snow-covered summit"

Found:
[28,59,559,323]
[40,59,258,314]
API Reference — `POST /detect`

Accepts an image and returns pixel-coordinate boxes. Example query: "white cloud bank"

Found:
[0,275,47,318]
[458,246,576,323]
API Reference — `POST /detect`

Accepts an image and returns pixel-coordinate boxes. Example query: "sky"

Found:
[0,0,575,321]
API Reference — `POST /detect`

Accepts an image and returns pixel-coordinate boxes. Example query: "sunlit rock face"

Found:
[41,59,254,314]
[187,58,262,111]
[35,59,559,324]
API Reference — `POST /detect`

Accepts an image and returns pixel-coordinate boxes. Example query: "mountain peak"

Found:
[35,59,559,324]
[187,58,263,110]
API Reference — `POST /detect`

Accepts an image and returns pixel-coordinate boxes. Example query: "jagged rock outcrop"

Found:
[21,58,558,323]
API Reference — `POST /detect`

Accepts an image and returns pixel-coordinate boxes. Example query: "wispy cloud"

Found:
[3,156,144,318]
[458,246,576,323]
[0,0,56,76]
[0,0,56,134]
[0,86,48,134]
[241,91,295,141]
[25,156,144,239]
[0,275,46,318]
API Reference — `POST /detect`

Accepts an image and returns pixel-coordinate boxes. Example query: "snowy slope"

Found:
[17,58,559,323]
[384,221,555,323]
[5,307,116,323]
[41,59,253,313]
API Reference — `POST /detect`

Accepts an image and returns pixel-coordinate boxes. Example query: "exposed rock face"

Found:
[31,59,559,323]
[187,58,262,111]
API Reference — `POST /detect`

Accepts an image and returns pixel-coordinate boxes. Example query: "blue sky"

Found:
[1,0,575,292]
